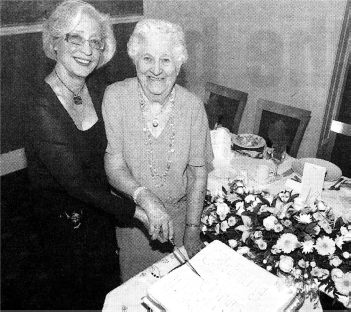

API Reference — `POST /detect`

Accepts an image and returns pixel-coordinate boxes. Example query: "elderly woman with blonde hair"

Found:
[103,19,213,281]
[25,0,148,309]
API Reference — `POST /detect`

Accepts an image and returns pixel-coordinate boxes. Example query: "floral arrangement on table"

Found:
[201,180,351,307]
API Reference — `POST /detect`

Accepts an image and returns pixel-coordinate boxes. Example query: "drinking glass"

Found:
[269,144,287,179]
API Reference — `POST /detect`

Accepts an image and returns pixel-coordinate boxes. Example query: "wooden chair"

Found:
[330,120,351,136]
[204,82,248,134]
[253,99,311,157]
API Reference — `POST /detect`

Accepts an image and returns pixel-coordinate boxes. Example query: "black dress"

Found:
[25,77,135,310]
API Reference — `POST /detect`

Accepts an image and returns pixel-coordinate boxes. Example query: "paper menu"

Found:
[300,162,326,202]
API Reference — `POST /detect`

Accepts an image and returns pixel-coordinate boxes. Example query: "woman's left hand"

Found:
[183,226,205,259]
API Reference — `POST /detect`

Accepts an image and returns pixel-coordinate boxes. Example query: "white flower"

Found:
[228,239,238,249]
[256,239,267,250]
[227,216,237,227]
[276,233,299,253]
[340,226,351,242]
[221,220,229,232]
[274,223,284,233]
[298,259,309,268]
[329,255,342,267]
[237,246,250,255]
[236,186,245,194]
[311,267,329,280]
[201,225,207,233]
[293,268,302,278]
[331,268,344,280]
[310,261,316,267]
[334,272,351,296]
[315,236,336,256]
[343,251,350,259]
[253,231,263,239]
[302,240,314,253]
[296,214,312,224]
[313,225,321,235]
[263,193,274,205]
[245,194,256,203]
[216,202,230,220]
[216,197,224,203]
[235,201,245,215]
[263,215,278,230]
[335,236,344,249]
[279,255,294,273]
[266,266,272,271]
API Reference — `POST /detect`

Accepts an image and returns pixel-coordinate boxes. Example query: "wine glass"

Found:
[269,144,287,180]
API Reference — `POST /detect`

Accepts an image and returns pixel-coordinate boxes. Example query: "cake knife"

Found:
[169,238,203,279]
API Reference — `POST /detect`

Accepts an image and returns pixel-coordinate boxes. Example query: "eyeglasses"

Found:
[65,33,105,51]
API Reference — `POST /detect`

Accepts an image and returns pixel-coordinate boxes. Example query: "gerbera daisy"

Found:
[296,214,312,224]
[276,233,299,253]
[302,240,314,253]
[315,236,336,256]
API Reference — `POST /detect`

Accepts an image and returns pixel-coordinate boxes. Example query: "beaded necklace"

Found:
[138,84,176,188]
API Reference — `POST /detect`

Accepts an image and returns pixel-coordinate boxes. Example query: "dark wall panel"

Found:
[1,22,137,154]
[1,0,143,26]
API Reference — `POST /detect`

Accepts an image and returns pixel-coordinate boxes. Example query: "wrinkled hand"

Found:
[183,226,205,258]
[138,189,174,242]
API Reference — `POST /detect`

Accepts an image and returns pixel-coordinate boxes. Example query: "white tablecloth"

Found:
[103,153,351,311]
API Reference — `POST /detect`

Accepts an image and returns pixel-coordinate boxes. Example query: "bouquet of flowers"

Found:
[201,180,351,307]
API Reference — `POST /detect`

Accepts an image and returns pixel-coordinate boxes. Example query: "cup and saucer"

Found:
[249,161,276,185]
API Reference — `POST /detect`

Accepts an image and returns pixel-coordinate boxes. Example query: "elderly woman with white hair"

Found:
[103,19,213,281]
[25,0,148,309]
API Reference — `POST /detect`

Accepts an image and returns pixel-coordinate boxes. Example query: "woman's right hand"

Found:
[137,188,173,242]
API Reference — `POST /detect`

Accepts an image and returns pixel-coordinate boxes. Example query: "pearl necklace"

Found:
[138,84,176,188]
[55,70,85,105]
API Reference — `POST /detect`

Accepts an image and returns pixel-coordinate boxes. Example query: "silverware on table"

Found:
[328,177,345,190]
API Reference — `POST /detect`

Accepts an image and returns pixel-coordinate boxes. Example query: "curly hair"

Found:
[42,0,116,68]
[127,19,188,69]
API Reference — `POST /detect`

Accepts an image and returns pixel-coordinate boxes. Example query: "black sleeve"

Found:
[26,98,136,222]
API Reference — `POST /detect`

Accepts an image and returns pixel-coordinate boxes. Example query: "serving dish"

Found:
[232,134,266,149]
[291,158,342,182]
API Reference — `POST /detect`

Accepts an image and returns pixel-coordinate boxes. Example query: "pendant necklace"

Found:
[138,84,176,188]
[54,70,85,105]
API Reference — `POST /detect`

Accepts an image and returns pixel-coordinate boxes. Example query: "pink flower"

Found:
[279,255,294,273]
[315,236,336,256]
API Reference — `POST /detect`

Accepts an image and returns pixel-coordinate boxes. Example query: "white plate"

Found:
[292,158,342,182]
[232,134,266,149]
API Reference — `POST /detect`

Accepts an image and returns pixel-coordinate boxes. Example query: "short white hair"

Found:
[42,0,116,68]
[127,19,188,69]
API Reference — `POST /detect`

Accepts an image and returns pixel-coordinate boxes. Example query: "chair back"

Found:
[330,120,351,136]
[204,82,248,134]
[253,99,311,157]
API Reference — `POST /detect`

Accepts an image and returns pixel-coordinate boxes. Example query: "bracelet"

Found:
[186,223,200,228]
[133,186,147,204]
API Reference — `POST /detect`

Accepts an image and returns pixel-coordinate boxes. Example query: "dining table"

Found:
[102,151,351,312]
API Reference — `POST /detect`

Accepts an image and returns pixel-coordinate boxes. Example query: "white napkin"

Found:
[210,127,233,167]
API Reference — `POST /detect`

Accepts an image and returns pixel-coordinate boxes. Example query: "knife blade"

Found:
[169,239,203,279]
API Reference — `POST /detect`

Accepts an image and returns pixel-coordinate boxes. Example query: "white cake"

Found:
[146,241,297,312]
